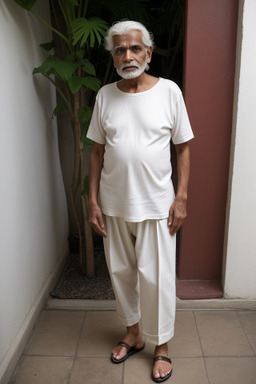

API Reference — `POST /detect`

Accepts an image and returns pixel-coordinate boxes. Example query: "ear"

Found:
[146,46,153,63]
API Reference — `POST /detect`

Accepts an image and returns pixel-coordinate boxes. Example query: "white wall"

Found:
[223,0,256,299]
[0,1,69,381]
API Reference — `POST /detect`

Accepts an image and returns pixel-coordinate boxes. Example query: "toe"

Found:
[112,346,126,360]
[153,361,172,380]
[153,370,160,379]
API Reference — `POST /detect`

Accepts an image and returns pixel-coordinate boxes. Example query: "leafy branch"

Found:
[14,0,109,277]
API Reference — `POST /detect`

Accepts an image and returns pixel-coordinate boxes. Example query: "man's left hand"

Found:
[168,198,187,236]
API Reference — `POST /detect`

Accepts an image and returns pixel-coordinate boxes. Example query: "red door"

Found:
[176,0,239,299]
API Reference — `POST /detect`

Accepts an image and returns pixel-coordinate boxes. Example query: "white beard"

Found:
[116,57,149,80]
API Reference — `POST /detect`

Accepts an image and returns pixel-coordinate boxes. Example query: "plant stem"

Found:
[43,74,73,116]
[83,193,94,278]
[31,10,71,49]
[82,0,89,18]
[72,91,84,272]
[57,0,70,31]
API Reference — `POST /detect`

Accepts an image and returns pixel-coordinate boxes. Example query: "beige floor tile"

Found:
[169,311,202,357]
[9,356,73,384]
[77,311,125,357]
[25,310,85,356]
[70,357,123,384]
[171,358,209,384]
[124,356,153,384]
[195,311,254,356]
[238,311,256,353]
[206,357,256,384]
[124,357,208,384]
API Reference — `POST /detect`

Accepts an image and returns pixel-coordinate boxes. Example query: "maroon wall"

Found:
[179,0,238,280]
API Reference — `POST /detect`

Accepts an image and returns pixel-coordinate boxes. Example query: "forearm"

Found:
[168,142,191,235]
[175,142,191,202]
[88,142,107,237]
[89,143,104,205]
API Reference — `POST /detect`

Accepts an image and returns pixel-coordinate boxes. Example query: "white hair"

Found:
[104,20,154,51]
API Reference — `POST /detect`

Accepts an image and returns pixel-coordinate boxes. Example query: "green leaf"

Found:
[14,0,37,11]
[67,76,84,94]
[33,55,78,82]
[79,106,93,144]
[51,102,67,119]
[53,57,78,82]
[33,55,57,75]
[81,120,94,144]
[81,175,90,196]
[68,75,101,94]
[83,137,93,148]
[81,121,90,144]
[71,17,109,48]
[78,106,92,123]
[81,59,96,76]
[76,49,85,59]
[83,76,101,92]
[40,41,55,51]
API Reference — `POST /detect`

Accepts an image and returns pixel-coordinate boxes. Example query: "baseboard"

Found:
[46,296,256,312]
[0,241,69,384]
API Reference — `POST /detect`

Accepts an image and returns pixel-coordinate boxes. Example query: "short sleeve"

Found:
[86,95,106,144]
[171,92,194,145]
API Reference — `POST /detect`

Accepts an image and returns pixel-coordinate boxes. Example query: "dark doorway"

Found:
[90,0,187,282]
[90,0,186,89]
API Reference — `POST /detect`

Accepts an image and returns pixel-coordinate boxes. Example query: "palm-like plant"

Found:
[14,0,110,277]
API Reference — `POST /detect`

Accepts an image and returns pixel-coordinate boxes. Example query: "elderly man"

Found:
[87,20,193,382]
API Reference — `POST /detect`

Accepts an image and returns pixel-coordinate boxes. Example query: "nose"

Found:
[124,48,133,62]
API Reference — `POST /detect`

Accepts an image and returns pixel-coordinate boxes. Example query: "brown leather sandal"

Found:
[111,341,145,364]
[152,355,173,383]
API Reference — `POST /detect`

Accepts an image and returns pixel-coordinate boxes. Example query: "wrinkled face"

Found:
[112,30,152,79]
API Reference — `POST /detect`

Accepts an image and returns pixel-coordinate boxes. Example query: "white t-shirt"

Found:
[87,77,194,222]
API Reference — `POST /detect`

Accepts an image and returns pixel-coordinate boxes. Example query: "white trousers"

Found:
[103,216,176,346]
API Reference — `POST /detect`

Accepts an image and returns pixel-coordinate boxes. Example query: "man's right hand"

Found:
[88,202,107,238]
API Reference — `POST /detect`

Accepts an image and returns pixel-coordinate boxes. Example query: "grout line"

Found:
[23,353,76,358]
[122,362,125,384]
[204,355,256,359]
[193,311,211,384]
[235,311,256,357]
[192,312,204,358]
[23,353,255,360]
[66,311,87,384]
[23,353,120,359]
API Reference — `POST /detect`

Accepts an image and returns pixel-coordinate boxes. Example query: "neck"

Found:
[118,73,154,93]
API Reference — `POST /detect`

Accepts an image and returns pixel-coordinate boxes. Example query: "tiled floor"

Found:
[9,308,256,384]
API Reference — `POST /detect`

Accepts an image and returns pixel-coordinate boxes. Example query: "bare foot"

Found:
[112,323,144,361]
[152,343,172,381]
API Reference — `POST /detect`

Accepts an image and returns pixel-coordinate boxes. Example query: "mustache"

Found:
[120,61,140,70]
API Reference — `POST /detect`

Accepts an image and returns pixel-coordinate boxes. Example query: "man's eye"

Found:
[132,46,141,52]
[114,48,125,55]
